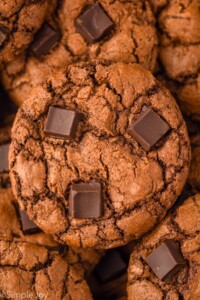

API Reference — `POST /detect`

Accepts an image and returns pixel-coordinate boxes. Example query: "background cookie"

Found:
[149,0,200,116]
[127,194,200,300]
[0,0,48,65]
[0,239,93,299]
[1,0,158,106]
[9,61,190,249]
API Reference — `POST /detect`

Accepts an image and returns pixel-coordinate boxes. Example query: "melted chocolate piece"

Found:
[69,182,103,218]
[44,106,82,140]
[19,210,41,235]
[145,240,186,281]
[76,3,114,43]
[31,23,61,57]
[128,107,170,151]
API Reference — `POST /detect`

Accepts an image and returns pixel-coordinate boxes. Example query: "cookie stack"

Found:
[0,0,199,299]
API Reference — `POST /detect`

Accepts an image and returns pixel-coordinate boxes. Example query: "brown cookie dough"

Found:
[9,61,190,249]
[1,0,158,106]
[0,239,93,300]
[127,194,200,300]
[0,173,60,249]
[149,0,200,116]
[188,132,200,193]
[65,246,104,278]
[0,0,48,65]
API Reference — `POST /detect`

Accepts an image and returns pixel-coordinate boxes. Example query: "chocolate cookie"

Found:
[1,0,158,106]
[149,0,200,116]
[0,0,48,65]
[9,61,190,249]
[0,239,93,299]
[127,194,200,299]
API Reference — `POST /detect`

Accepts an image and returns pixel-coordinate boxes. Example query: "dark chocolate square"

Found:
[145,240,186,281]
[44,106,81,140]
[75,3,114,43]
[31,23,61,57]
[128,107,170,151]
[69,182,103,218]
[19,210,40,235]
[94,249,127,283]
[0,144,10,172]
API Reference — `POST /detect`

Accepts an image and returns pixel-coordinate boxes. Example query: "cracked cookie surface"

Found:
[0,120,58,248]
[0,181,104,278]
[149,0,200,116]
[127,194,200,300]
[1,0,158,106]
[0,239,93,300]
[0,123,103,277]
[0,0,48,65]
[9,61,190,248]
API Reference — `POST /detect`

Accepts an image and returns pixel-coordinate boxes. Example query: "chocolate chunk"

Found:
[119,241,136,263]
[95,249,127,283]
[69,182,103,218]
[128,107,170,151]
[31,23,61,57]
[76,3,114,43]
[19,210,40,235]
[145,240,186,281]
[44,106,82,140]
[0,25,9,47]
[0,144,9,172]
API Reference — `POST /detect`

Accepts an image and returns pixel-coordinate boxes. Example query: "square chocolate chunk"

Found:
[69,182,103,218]
[128,107,170,151]
[75,3,114,43]
[0,144,10,172]
[145,240,186,281]
[95,249,127,283]
[31,23,61,57]
[44,106,81,140]
[19,210,40,235]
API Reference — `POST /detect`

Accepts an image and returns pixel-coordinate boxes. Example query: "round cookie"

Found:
[149,0,200,116]
[9,61,190,249]
[0,239,93,300]
[127,194,200,300]
[1,0,158,106]
[0,124,104,277]
[188,132,200,193]
[0,0,48,65]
